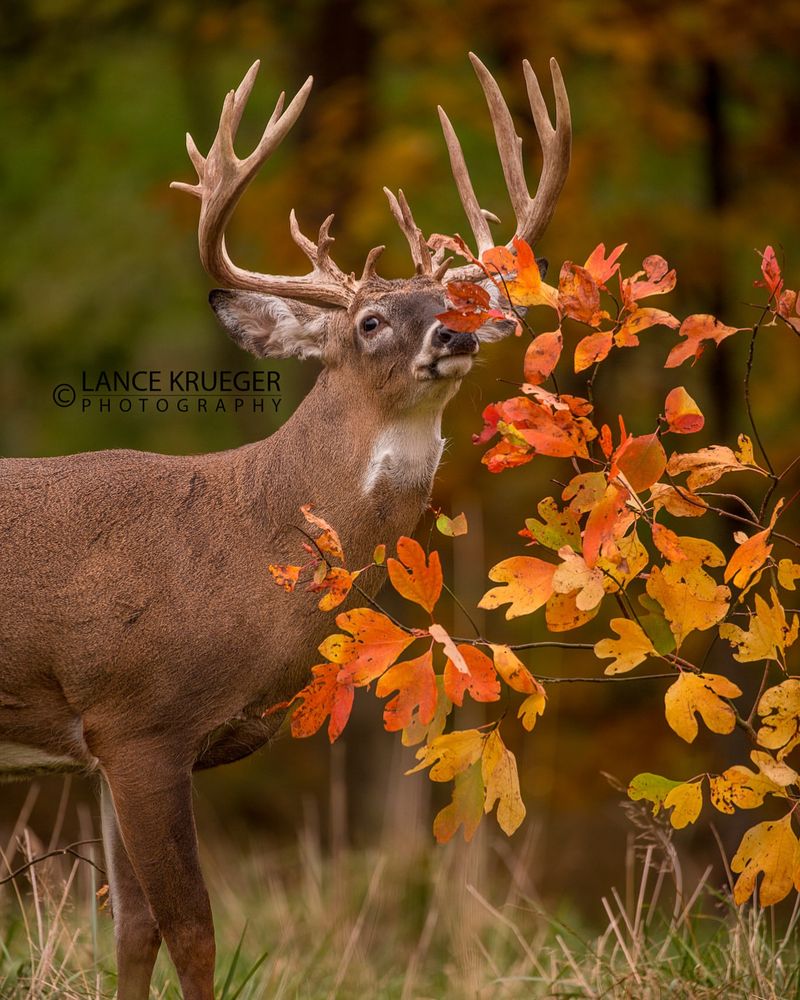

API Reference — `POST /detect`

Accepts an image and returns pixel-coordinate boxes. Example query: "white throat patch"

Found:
[362,412,445,495]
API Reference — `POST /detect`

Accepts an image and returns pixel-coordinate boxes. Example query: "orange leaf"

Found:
[289,662,354,742]
[268,564,301,593]
[652,523,687,562]
[583,242,626,286]
[583,483,630,567]
[621,254,676,307]
[479,556,556,619]
[612,432,667,493]
[444,644,501,706]
[375,650,437,732]
[614,307,680,348]
[387,536,443,614]
[558,261,607,326]
[300,504,345,562]
[665,314,741,368]
[308,566,358,611]
[755,245,783,300]
[724,502,782,591]
[574,330,613,372]
[504,237,559,308]
[664,386,704,434]
[319,609,415,686]
[524,329,562,385]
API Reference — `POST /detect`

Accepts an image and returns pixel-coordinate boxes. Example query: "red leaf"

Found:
[290,662,354,742]
[443,644,501,706]
[665,314,740,368]
[524,329,562,385]
[583,243,627,286]
[612,432,667,492]
[620,255,676,307]
[755,246,783,300]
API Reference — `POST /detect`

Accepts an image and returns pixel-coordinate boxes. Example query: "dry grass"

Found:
[1,785,799,999]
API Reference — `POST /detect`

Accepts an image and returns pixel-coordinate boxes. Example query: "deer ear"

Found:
[209,290,333,361]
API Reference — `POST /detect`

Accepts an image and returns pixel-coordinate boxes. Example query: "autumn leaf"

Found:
[482,730,526,836]
[574,330,613,372]
[553,547,605,611]
[518,689,547,731]
[583,242,626,286]
[720,589,799,666]
[652,523,687,562]
[436,512,468,537]
[614,307,679,348]
[755,245,784,300]
[524,330,562,385]
[320,608,415,686]
[373,544,386,565]
[523,497,581,552]
[637,593,677,655]
[387,536,443,614]
[444,644,501,706]
[489,645,536,693]
[596,529,649,592]
[756,679,800,760]
[663,781,704,829]
[778,559,800,591]
[647,562,730,647]
[558,261,607,326]
[375,650,437,733]
[650,482,708,518]
[408,728,486,781]
[664,314,741,368]
[289,662,354,743]
[582,482,630,567]
[750,750,800,788]
[731,815,800,906]
[664,671,742,743]
[724,501,781,591]
[301,504,345,562]
[563,471,608,514]
[545,590,600,632]
[595,618,655,675]
[426,622,469,675]
[620,254,676,307]
[664,386,704,434]
[433,760,485,844]
[503,236,559,309]
[479,556,556,619]
[666,445,762,491]
[709,766,780,814]
[309,566,358,611]
[268,563,301,592]
[402,675,452,748]
[613,432,667,494]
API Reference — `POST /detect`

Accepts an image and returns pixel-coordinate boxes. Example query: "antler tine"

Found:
[441,54,571,283]
[360,244,386,282]
[171,62,354,307]
[383,187,432,275]
[437,106,494,257]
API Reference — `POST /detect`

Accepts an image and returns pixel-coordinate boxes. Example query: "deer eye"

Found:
[360,315,382,336]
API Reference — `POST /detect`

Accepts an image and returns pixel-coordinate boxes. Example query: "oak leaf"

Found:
[664,671,742,743]
[647,561,730,646]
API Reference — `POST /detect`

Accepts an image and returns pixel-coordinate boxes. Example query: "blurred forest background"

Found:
[2,0,800,924]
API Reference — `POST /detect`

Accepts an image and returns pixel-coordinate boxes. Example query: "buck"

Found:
[0,53,570,999]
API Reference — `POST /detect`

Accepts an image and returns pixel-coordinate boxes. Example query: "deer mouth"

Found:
[417,353,476,381]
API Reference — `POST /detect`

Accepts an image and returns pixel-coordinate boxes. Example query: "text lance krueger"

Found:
[68,369,283,414]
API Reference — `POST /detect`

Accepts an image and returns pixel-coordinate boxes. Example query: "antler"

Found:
[437,53,571,282]
[171,61,359,307]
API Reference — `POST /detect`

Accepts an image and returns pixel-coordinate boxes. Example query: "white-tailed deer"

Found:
[0,54,569,998]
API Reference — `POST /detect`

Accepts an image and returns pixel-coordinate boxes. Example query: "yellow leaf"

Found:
[731,815,800,906]
[750,750,800,788]
[436,512,468,537]
[709,765,781,814]
[479,556,556,620]
[664,672,742,743]
[545,589,600,631]
[433,760,484,844]
[407,728,485,782]
[596,530,649,592]
[666,446,764,490]
[490,645,540,694]
[720,589,799,666]
[595,618,656,675]
[647,562,730,647]
[552,546,605,611]
[663,781,703,829]
[627,772,681,815]
[518,690,547,731]
[482,730,526,835]
[428,623,469,674]
[756,679,800,760]
[778,559,800,591]
[649,482,708,518]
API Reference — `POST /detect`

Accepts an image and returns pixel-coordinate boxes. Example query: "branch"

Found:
[0,839,105,886]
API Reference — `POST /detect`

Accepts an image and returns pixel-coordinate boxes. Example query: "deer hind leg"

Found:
[100,781,162,1000]
[101,758,215,1000]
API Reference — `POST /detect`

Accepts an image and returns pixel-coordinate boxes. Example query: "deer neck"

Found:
[246,368,449,552]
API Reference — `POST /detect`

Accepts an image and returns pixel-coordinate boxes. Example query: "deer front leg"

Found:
[100,781,162,1000]
[101,758,215,1000]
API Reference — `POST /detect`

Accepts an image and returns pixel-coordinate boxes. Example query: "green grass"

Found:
[1,800,800,999]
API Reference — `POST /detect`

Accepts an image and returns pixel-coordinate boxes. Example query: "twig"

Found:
[0,840,105,886]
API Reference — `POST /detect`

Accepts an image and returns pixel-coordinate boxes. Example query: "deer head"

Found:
[171,54,571,419]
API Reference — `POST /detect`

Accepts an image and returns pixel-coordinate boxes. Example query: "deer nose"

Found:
[432,325,479,355]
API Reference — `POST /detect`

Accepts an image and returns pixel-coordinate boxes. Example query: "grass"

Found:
[1,786,800,999]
